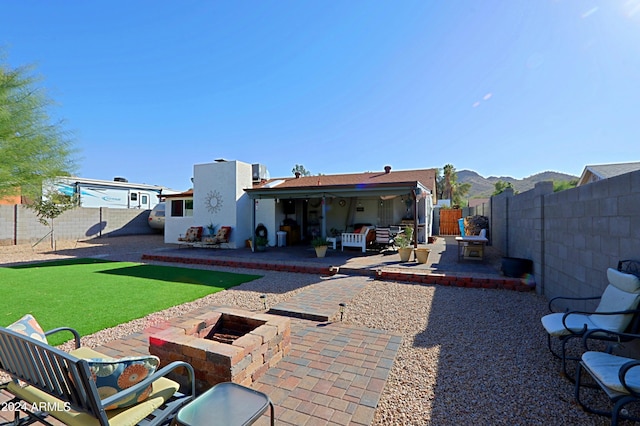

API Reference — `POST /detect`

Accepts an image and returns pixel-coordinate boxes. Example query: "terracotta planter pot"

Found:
[415,248,430,264]
[315,246,328,258]
[398,247,413,262]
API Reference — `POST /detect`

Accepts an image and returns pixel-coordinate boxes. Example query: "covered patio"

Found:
[245,167,437,249]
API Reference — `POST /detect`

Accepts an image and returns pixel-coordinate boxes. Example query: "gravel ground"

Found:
[0,235,615,425]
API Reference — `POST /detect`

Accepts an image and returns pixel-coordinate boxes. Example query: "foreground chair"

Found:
[0,316,195,426]
[575,329,640,425]
[541,261,640,379]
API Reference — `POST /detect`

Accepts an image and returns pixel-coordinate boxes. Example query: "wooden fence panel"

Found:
[439,209,462,235]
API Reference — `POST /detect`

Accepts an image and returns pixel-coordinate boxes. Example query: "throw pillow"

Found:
[7,314,48,344]
[87,355,160,410]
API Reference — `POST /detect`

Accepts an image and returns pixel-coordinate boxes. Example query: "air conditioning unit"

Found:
[252,164,269,182]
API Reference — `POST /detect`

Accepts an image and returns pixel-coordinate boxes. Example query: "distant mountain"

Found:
[458,170,579,199]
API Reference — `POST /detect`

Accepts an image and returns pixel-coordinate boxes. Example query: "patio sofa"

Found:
[342,226,375,253]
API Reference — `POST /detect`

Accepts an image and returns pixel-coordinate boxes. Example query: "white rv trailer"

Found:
[47,177,169,209]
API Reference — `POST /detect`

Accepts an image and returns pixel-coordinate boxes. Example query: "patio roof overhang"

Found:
[245,181,430,200]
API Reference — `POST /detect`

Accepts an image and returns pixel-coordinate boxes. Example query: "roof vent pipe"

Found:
[384,165,392,174]
[295,171,301,178]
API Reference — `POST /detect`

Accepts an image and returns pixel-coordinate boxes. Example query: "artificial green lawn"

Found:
[1,258,261,345]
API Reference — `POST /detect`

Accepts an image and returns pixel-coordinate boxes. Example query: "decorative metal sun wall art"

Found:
[205,190,223,214]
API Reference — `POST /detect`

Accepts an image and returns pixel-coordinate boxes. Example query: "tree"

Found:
[291,164,311,177]
[492,180,515,196]
[553,179,578,192]
[0,53,77,200]
[28,190,77,250]
[439,164,470,208]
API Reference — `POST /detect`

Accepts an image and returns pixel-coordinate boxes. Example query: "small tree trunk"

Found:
[50,221,55,251]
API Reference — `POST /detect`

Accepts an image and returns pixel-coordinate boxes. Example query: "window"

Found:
[171,199,194,217]
[171,200,184,217]
[130,193,138,201]
[141,195,148,205]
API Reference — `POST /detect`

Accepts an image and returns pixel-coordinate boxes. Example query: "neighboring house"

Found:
[577,161,640,186]
[0,192,24,205]
[164,160,437,248]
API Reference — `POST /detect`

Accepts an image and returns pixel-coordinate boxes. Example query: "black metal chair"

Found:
[541,260,640,380]
[575,329,640,425]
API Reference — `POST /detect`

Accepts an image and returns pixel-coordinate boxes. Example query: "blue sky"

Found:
[2,1,639,191]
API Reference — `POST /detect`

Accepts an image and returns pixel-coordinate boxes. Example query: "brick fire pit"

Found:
[149,307,291,393]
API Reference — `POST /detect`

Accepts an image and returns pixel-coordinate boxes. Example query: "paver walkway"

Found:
[268,275,370,322]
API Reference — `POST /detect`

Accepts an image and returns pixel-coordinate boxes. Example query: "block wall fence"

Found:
[0,205,156,246]
[460,170,640,304]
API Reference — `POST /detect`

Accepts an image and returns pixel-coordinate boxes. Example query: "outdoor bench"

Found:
[0,321,195,426]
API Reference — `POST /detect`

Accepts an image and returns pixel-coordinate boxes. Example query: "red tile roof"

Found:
[255,168,437,191]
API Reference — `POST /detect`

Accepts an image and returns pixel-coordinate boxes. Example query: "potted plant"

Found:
[394,226,414,262]
[415,247,430,264]
[312,236,329,258]
[255,236,268,252]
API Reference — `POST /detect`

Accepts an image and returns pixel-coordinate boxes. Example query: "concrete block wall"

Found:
[0,205,155,246]
[486,170,640,306]
[543,170,640,308]
[0,205,17,245]
[489,188,511,255]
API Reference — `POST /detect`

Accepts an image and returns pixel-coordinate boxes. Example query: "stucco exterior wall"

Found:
[164,197,194,244]
[192,160,254,248]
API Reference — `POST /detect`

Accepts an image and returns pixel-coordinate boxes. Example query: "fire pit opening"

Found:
[203,314,262,344]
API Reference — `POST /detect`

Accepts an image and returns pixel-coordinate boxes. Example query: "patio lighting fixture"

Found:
[260,294,267,310]
[339,303,346,321]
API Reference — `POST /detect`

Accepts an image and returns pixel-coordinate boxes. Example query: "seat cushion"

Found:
[7,375,179,426]
[541,312,599,336]
[582,351,640,395]
[7,314,48,344]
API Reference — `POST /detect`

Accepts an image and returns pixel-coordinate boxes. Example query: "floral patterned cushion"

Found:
[87,355,160,410]
[7,314,48,344]
[178,226,203,242]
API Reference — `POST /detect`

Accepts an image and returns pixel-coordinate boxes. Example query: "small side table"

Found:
[326,236,341,249]
[174,382,274,426]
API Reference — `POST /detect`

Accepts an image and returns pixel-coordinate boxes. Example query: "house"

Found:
[577,161,640,186]
[164,160,437,248]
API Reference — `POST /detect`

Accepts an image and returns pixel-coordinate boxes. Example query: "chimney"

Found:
[295,172,301,178]
[384,165,392,174]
